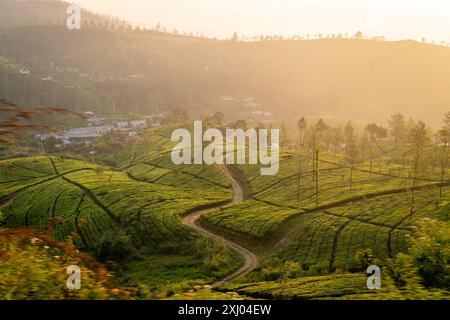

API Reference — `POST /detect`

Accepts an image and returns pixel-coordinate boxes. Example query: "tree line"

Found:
[292,112,450,208]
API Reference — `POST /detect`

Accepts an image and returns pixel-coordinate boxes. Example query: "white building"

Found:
[64,126,113,144]
[114,121,129,129]
[87,117,107,125]
[130,120,147,128]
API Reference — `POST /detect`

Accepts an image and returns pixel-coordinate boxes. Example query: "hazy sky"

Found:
[75,0,450,41]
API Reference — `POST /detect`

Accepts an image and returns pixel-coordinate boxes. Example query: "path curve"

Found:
[183,165,258,287]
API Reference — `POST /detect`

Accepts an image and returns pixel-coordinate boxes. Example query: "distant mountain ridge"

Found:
[1,0,450,126]
[0,0,128,29]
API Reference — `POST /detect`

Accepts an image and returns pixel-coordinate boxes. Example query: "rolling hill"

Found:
[1,1,450,125]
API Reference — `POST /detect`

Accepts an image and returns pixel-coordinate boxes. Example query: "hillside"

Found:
[0,0,124,29]
[1,121,449,299]
[201,149,450,271]
[0,129,243,298]
[1,1,450,125]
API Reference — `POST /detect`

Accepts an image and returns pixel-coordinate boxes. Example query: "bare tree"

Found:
[434,112,450,198]
[297,117,307,150]
[330,126,344,155]
[296,118,307,201]
[305,119,328,204]
[364,124,387,177]
[344,122,359,191]
[388,114,406,152]
[407,121,430,217]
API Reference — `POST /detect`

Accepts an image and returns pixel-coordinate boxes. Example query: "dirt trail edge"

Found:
[183,165,258,287]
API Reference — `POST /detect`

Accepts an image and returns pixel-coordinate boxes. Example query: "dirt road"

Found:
[182,165,258,287]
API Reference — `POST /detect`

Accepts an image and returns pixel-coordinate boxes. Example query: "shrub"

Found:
[0,229,132,300]
[388,219,450,291]
[96,231,134,261]
[379,218,450,299]
[193,238,232,271]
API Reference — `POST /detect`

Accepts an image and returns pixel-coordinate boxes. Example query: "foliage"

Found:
[221,273,371,300]
[194,238,236,272]
[386,219,449,293]
[355,248,376,270]
[0,229,132,300]
[259,258,303,282]
[0,99,83,145]
[96,230,135,261]
[1,156,229,255]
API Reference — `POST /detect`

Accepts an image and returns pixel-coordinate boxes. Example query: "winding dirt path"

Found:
[182,165,258,287]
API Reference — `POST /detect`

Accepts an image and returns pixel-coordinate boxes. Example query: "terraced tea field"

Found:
[240,151,450,209]
[0,156,231,254]
[1,129,449,300]
[203,149,450,276]
[220,273,373,300]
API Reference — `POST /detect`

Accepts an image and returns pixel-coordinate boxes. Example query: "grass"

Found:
[243,151,449,209]
[2,127,449,300]
[202,200,298,239]
[1,157,230,252]
[0,228,132,300]
[0,152,240,297]
[219,273,374,300]
[202,149,450,275]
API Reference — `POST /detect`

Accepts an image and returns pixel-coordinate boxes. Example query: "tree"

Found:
[383,219,450,297]
[388,114,406,151]
[279,122,288,148]
[365,123,388,142]
[434,112,450,198]
[344,122,359,191]
[364,123,387,176]
[330,126,344,155]
[316,118,329,133]
[434,129,449,198]
[359,132,369,162]
[305,120,328,204]
[353,31,364,40]
[313,119,328,201]
[296,118,307,201]
[204,111,224,129]
[360,132,380,178]
[444,111,450,129]
[297,117,307,150]
[407,121,430,217]
[229,119,248,131]
[305,126,319,202]
[355,248,376,270]
[211,111,224,126]
[168,107,189,124]
[232,32,239,42]
[279,260,302,296]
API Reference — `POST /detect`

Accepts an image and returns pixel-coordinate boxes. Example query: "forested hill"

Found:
[0,0,124,28]
[1,0,450,125]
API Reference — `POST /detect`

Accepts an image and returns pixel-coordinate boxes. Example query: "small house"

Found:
[114,121,129,129]
[130,120,147,129]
